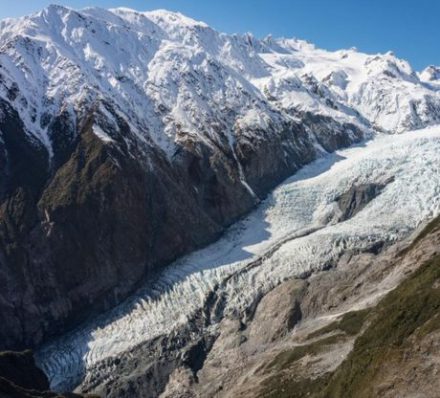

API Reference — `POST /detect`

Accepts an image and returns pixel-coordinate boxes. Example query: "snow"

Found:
[1,4,439,390]
[1,5,440,159]
[36,126,440,390]
[92,124,114,143]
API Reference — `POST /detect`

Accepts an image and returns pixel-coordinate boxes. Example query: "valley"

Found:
[37,127,440,396]
[0,5,439,397]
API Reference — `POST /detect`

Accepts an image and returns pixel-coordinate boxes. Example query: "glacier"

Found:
[36,126,440,391]
[1,4,439,393]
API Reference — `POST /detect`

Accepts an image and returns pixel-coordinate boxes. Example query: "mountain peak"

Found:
[420,65,440,82]
[144,9,208,27]
[39,3,72,18]
[105,7,208,29]
[0,4,439,159]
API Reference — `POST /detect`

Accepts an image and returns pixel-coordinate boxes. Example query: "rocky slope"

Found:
[35,127,440,396]
[0,5,439,393]
[215,215,440,398]
[0,5,372,350]
[73,213,440,398]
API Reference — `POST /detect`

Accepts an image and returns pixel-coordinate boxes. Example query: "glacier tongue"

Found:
[3,4,437,391]
[36,127,440,391]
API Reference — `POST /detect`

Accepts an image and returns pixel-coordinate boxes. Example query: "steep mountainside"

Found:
[241,216,440,398]
[36,127,440,396]
[0,4,439,355]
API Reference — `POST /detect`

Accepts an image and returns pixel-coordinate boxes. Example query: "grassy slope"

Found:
[260,216,440,398]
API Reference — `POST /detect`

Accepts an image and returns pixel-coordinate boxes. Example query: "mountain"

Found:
[208,215,440,398]
[0,5,439,395]
[420,65,440,83]
[36,126,440,397]
[185,215,440,398]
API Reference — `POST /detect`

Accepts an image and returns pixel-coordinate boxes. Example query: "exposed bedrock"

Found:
[0,350,93,398]
[336,178,394,221]
[0,98,363,350]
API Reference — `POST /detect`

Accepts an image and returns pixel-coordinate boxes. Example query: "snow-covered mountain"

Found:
[37,126,440,395]
[0,3,440,369]
[1,5,440,398]
[1,4,440,159]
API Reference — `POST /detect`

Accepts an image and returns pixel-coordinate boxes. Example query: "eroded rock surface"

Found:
[150,216,440,398]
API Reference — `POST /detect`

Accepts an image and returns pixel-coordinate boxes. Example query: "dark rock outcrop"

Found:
[0,350,94,398]
[0,95,363,351]
[336,178,394,221]
[0,350,48,392]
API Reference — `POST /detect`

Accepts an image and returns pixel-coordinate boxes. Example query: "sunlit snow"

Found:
[1,5,439,160]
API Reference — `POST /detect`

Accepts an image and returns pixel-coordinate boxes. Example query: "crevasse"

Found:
[36,127,440,391]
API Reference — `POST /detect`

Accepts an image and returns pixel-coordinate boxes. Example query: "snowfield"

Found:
[0,5,440,160]
[36,126,440,390]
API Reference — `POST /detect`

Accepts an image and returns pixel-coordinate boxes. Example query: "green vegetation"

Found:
[260,310,370,398]
[260,334,339,398]
[260,373,331,398]
[323,253,440,397]
[259,215,440,398]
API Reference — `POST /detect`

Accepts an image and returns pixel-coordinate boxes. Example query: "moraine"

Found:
[36,126,440,392]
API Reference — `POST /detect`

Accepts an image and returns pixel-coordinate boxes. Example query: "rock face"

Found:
[0,351,48,392]
[0,5,439,352]
[0,350,93,398]
[336,179,393,221]
[156,217,440,398]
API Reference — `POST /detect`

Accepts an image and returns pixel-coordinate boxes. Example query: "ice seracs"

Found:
[37,126,440,391]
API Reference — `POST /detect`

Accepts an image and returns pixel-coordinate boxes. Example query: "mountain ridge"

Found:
[1,4,440,159]
[0,4,439,352]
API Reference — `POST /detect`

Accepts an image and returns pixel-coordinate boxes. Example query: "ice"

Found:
[36,126,440,391]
